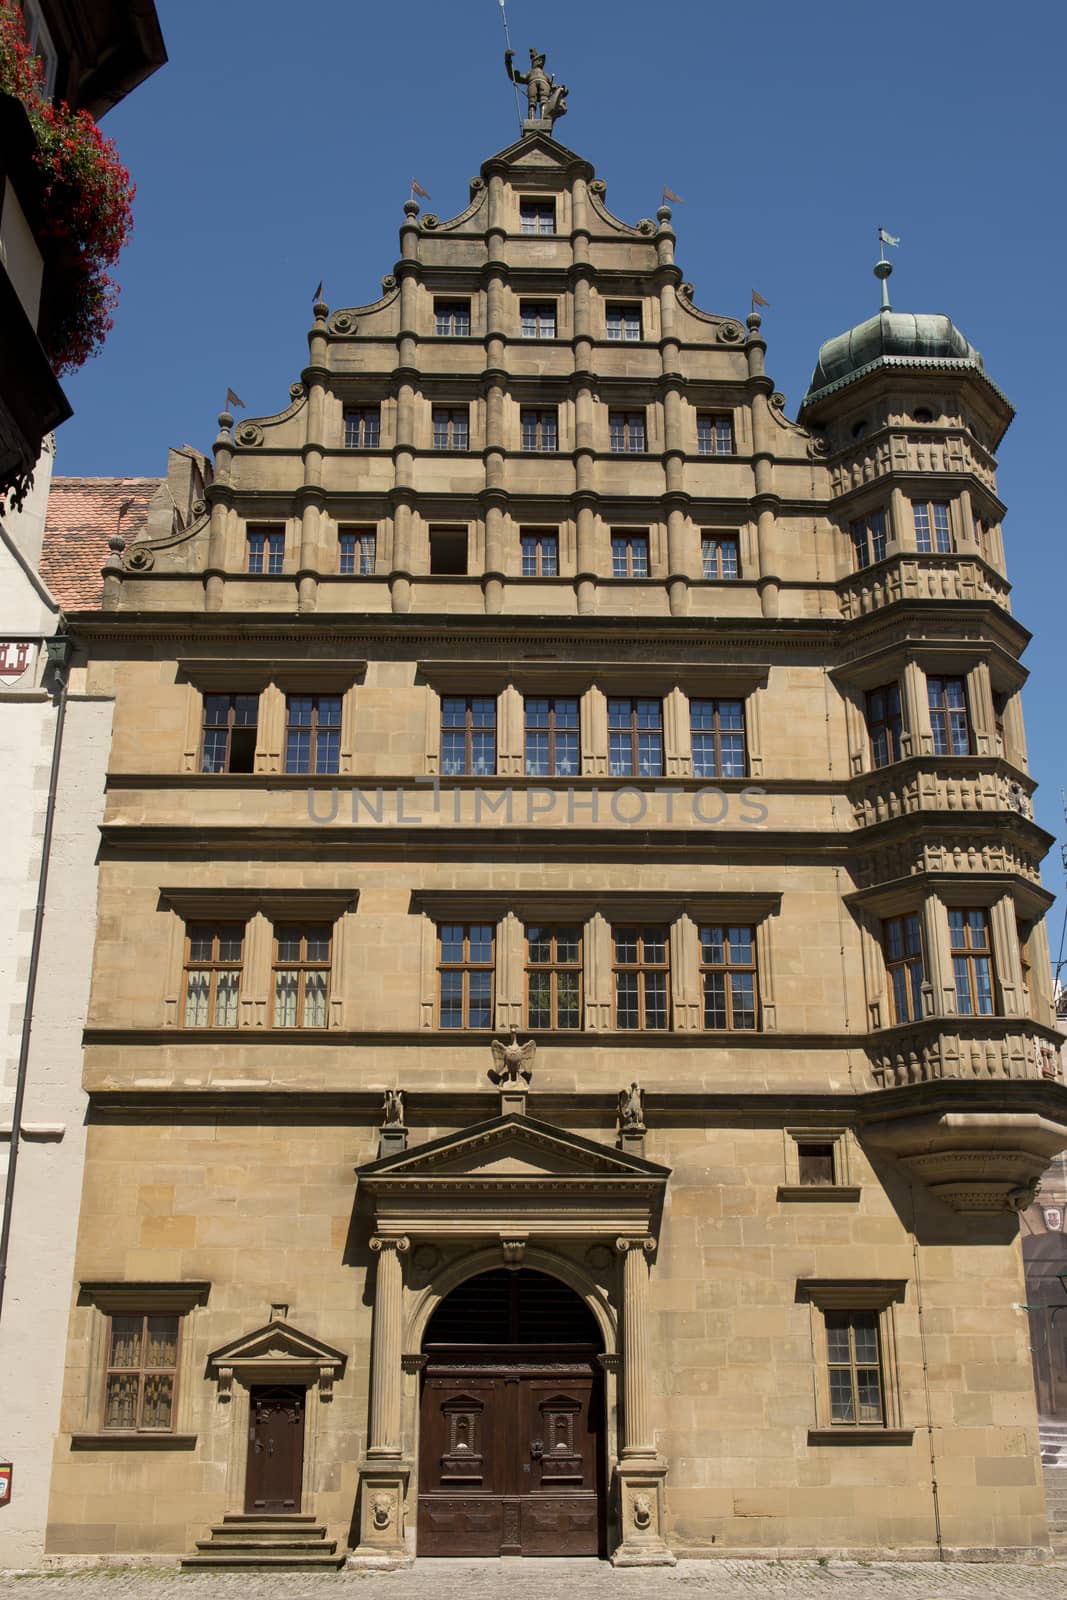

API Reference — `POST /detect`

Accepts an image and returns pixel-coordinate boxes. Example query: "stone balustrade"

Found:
[838,555,1010,619]
[868,1018,1060,1089]
[850,763,1034,830]
[828,429,998,496]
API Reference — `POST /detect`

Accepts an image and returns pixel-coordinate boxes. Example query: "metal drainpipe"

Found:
[0,639,71,1324]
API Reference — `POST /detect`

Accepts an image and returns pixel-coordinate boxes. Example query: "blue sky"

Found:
[56,0,1066,925]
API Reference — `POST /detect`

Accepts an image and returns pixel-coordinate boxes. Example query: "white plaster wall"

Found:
[0,694,112,1567]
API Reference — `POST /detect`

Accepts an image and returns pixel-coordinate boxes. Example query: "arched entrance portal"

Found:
[417,1268,606,1557]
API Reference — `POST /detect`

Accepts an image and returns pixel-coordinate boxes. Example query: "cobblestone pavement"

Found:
[4,1561,1067,1600]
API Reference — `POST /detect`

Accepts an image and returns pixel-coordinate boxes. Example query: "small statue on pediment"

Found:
[382,1088,405,1126]
[618,1081,645,1131]
[505,46,568,130]
[489,1030,536,1085]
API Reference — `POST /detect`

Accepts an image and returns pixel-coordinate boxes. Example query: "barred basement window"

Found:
[883,912,925,1024]
[826,1311,885,1425]
[200,694,258,774]
[701,535,739,580]
[285,694,341,775]
[272,924,330,1028]
[343,406,380,448]
[690,699,745,778]
[613,926,670,1030]
[183,923,244,1028]
[438,923,494,1028]
[608,698,663,777]
[441,695,496,776]
[103,1314,180,1431]
[524,696,579,776]
[697,413,734,456]
[338,528,376,575]
[866,683,903,769]
[699,925,757,1029]
[246,526,284,575]
[526,925,582,1029]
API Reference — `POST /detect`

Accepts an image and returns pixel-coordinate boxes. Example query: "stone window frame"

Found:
[778,1128,860,1202]
[177,661,366,776]
[797,1279,912,1445]
[159,889,358,1032]
[409,892,781,1035]
[72,1282,210,1449]
[417,664,768,782]
[848,880,1033,1029]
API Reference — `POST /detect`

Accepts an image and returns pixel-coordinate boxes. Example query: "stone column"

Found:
[611,1237,675,1566]
[352,1235,412,1567]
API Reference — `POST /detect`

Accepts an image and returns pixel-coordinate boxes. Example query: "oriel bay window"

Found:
[928,675,971,755]
[849,509,888,569]
[690,699,745,778]
[700,925,758,1030]
[526,924,582,1029]
[524,696,579,776]
[866,683,903,768]
[183,923,244,1028]
[912,499,952,553]
[272,924,330,1028]
[614,926,669,1030]
[608,698,663,777]
[103,1314,180,1432]
[883,913,925,1023]
[439,923,494,1028]
[285,694,341,775]
[201,694,258,773]
[441,695,496,776]
[949,909,995,1016]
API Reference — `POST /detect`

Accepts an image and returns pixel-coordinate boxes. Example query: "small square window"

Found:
[609,410,646,453]
[521,408,558,452]
[521,302,557,339]
[798,1142,836,1185]
[432,407,470,451]
[701,535,739,580]
[338,528,376,575]
[429,527,468,575]
[611,532,649,578]
[606,305,641,342]
[779,1130,857,1201]
[343,406,381,449]
[520,529,559,577]
[435,300,471,337]
[520,199,556,235]
[697,413,733,456]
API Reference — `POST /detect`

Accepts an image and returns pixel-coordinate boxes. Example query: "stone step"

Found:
[181,1552,345,1570]
[195,1538,338,1555]
[207,1521,330,1540]
[219,1512,321,1524]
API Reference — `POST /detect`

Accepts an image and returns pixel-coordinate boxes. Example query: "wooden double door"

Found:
[418,1352,604,1556]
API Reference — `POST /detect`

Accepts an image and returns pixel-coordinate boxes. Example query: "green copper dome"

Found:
[803,309,984,406]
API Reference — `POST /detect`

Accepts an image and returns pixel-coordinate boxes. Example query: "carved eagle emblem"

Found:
[489,1030,536,1085]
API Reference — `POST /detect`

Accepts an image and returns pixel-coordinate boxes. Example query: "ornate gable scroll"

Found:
[356,1111,670,1240]
[207,1319,346,1401]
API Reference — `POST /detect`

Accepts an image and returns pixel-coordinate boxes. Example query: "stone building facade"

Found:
[41,99,1067,1565]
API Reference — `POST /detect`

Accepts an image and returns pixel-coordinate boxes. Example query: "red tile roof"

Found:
[41,477,161,610]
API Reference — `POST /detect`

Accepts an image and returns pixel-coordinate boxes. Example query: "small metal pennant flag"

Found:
[225,388,246,411]
[751,289,771,310]
[662,186,684,204]
[878,227,901,247]
[312,280,323,302]
[411,179,431,200]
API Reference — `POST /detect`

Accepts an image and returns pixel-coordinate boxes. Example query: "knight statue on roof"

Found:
[505,46,568,131]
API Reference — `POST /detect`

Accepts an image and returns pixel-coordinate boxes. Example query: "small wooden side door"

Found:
[245,1385,306,1513]
[417,1374,506,1555]
[518,1374,601,1555]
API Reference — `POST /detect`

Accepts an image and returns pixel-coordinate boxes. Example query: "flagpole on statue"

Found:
[498,0,523,133]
